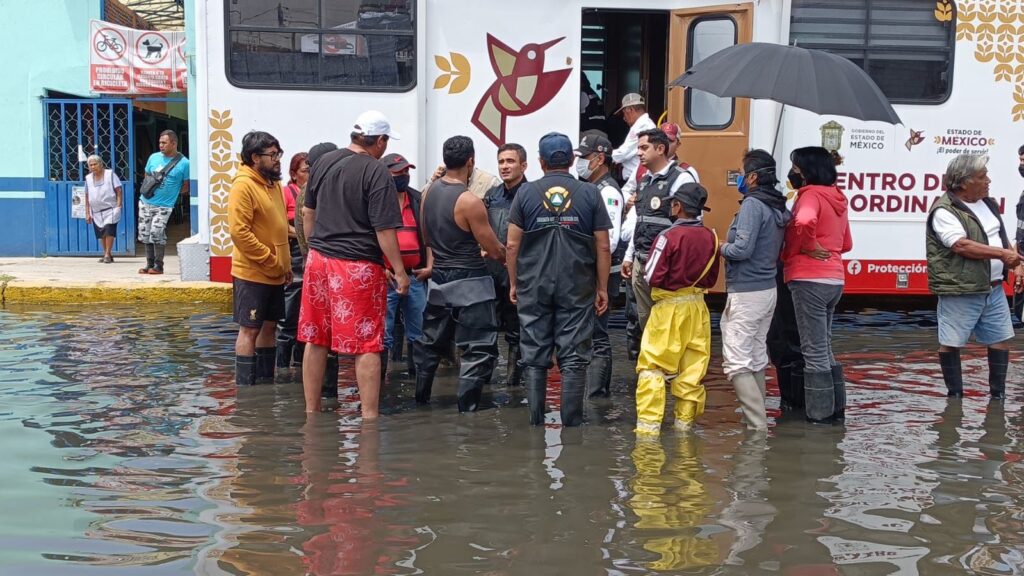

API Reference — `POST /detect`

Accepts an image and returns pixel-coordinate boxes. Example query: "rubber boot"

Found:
[415,370,434,404]
[405,345,417,378]
[457,378,484,413]
[626,337,640,362]
[939,349,963,398]
[275,342,293,369]
[524,366,547,425]
[235,355,257,387]
[255,347,275,382]
[804,370,835,424]
[733,372,767,430]
[776,364,794,410]
[150,244,166,274]
[139,243,155,274]
[507,344,523,387]
[321,353,339,399]
[380,349,389,383]
[586,355,613,398]
[292,342,305,368]
[790,363,806,410]
[560,370,586,427]
[831,364,846,422]
[988,348,1009,400]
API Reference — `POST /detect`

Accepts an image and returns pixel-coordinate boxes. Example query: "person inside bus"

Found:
[507,132,611,427]
[927,154,1021,401]
[719,149,791,430]
[783,147,852,424]
[483,143,529,387]
[621,129,699,337]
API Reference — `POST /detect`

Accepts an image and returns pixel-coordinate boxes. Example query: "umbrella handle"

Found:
[771,104,786,157]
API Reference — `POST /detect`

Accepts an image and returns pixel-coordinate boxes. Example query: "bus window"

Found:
[790,0,955,104]
[685,16,737,130]
[225,0,416,92]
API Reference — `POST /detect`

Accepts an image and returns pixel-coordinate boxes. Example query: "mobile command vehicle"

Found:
[192,0,1018,294]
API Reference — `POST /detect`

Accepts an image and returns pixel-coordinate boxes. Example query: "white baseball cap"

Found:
[353,110,401,139]
[615,93,645,114]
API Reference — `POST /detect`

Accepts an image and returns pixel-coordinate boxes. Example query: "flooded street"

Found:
[1,304,1024,575]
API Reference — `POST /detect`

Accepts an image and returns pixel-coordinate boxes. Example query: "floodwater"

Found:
[1,304,1023,575]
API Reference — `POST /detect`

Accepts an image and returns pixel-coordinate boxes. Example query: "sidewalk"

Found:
[0,255,231,305]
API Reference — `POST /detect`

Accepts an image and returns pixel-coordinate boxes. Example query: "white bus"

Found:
[193,0,1019,295]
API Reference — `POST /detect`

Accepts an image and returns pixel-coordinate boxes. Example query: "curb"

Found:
[2,280,232,305]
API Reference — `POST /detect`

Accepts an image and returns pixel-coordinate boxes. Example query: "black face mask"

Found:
[393,175,410,192]
[1018,165,1024,178]
[788,170,805,190]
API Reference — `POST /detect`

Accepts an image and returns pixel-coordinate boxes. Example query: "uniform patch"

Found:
[543,186,573,213]
[650,196,661,210]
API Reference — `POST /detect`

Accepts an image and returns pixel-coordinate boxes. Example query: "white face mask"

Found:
[575,157,594,180]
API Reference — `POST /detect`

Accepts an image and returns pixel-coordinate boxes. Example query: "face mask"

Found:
[393,175,410,192]
[737,173,749,195]
[788,170,804,190]
[575,157,594,180]
[1019,165,1024,178]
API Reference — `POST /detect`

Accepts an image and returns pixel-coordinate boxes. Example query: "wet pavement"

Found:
[1,303,1023,575]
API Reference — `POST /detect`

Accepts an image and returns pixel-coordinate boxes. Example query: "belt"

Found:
[992,280,1004,287]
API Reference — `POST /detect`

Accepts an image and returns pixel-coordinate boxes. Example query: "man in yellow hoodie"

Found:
[229,131,291,386]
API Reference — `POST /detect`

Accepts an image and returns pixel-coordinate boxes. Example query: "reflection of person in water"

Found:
[719,432,777,569]
[627,437,718,571]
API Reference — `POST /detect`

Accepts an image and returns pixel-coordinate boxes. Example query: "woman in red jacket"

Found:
[782,147,852,424]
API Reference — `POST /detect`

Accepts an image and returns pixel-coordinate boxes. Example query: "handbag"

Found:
[140,153,183,199]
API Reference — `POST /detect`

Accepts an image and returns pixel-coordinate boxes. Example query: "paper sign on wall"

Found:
[90,20,187,94]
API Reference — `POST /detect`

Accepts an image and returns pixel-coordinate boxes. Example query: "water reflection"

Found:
[1,305,1024,575]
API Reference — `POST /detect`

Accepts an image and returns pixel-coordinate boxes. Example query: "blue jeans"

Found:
[384,278,426,350]
[788,281,843,373]
[937,285,1014,347]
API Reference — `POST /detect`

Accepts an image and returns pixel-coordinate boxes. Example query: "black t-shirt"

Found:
[509,171,613,236]
[305,149,402,264]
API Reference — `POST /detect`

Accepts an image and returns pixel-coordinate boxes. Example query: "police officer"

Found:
[414,136,507,412]
[507,132,612,427]
[483,143,529,386]
[574,131,624,398]
[621,129,700,333]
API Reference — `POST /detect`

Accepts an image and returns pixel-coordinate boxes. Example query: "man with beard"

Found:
[414,136,506,411]
[229,131,291,386]
[483,143,528,386]
[507,132,612,426]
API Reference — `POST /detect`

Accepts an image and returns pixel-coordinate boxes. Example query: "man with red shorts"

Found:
[300,111,411,418]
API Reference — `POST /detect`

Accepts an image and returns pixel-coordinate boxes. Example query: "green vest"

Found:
[925,193,1009,295]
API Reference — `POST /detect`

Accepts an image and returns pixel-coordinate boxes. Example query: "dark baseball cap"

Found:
[539,132,573,166]
[669,182,711,214]
[382,153,416,173]
[307,142,338,167]
[575,131,613,156]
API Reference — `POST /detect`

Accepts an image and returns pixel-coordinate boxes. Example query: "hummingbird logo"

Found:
[471,34,572,147]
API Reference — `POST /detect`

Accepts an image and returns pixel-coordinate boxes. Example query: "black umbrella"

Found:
[670,42,901,125]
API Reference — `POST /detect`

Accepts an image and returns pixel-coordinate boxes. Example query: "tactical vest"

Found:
[633,162,696,257]
[926,193,1009,295]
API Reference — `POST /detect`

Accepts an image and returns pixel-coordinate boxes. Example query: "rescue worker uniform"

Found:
[510,167,612,426]
[625,161,699,333]
[635,184,719,436]
[483,177,528,386]
[414,179,499,412]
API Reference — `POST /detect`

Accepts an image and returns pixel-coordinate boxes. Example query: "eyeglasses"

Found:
[257,151,284,161]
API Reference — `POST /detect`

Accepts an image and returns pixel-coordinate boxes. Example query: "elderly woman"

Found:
[782,146,852,424]
[83,154,123,263]
[927,154,1021,399]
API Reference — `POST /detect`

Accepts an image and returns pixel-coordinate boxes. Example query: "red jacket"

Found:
[782,184,853,282]
[644,221,720,291]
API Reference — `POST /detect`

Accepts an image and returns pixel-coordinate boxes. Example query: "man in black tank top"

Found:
[507,133,612,427]
[413,136,507,412]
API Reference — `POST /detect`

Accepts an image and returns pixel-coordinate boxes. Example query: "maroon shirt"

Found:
[644,220,720,291]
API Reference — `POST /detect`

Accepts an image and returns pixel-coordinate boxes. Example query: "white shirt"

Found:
[85,169,123,226]
[932,200,1004,281]
[598,183,623,252]
[611,112,657,198]
[623,162,699,263]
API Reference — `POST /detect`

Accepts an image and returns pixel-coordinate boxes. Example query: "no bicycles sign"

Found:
[90,20,187,94]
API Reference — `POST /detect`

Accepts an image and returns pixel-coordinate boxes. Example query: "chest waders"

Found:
[484,188,522,385]
[517,179,597,427]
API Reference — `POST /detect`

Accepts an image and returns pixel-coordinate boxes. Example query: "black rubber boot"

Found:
[255,347,275,381]
[586,355,613,398]
[560,370,586,427]
[804,370,835,424]
[939,349,963,398]
[275,342,293,369]
[152,244,166,274]
[141,243,155,273]
[791,363,806,410]
[457,378,484,413]
[292,342,304,368]
[626,337,640,362]
[831,364,846,422]
[321,353,339,399]
[524,366,547,425]
[988,348,1009,400]
[235,355,257,387]
[415,371,434,404]
[380,349,389,382]
[405,346,417,378]
[507,344,523,387]
[776,364,794,410]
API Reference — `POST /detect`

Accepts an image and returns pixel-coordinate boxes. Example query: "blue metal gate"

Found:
[43,99,135,256]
